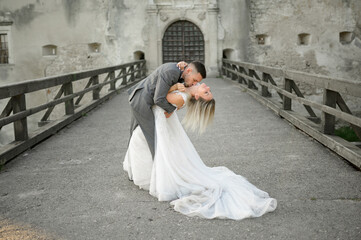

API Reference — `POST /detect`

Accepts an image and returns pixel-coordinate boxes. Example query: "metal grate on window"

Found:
[0,34,9,64]
[162,21,204,64]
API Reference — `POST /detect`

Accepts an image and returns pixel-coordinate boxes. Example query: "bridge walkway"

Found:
[0,77,360,240]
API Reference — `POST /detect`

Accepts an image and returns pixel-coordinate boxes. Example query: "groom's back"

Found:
[128,62,181,106]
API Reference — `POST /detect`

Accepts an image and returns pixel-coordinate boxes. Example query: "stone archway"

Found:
[162,20,204,63]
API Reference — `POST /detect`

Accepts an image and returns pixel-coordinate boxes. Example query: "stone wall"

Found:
[0,0,251,81]
[248,0,361,117]
[0,0,147,84]
[1,0,360,81]
[248,0,361,81]
[218,0,249,63]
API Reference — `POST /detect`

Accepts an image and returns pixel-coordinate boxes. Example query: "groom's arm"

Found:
[153,69,179,113]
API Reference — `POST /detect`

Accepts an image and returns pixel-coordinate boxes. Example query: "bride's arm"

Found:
[166,92,185,109]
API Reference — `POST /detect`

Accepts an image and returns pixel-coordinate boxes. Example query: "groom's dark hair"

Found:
[190,61,206,79]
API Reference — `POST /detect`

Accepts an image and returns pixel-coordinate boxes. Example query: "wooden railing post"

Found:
[92,75,100,100]
[322,89,337,134]
[261,73,272,97]
[109,71,115,91]
[122,67,127,85]
[143,61,147,77]
[12,94,28,141]
[231,64,238,80]
[238,66,247,84]
[222,60,225,76]
[247,69,253,89]
[63,82,75,115]
[236,66,242,84]
[247,69,259,90]
[226,62,231,78]
[283,78,292,110]
[135,63,141,78]
[130,65,135,82]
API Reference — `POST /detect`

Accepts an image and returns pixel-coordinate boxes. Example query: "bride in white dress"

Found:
[123,83,277,220]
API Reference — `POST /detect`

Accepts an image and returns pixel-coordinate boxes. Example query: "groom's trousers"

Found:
[129,106,155,159]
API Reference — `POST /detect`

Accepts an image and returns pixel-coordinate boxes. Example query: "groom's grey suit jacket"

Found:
[127,62,183,158]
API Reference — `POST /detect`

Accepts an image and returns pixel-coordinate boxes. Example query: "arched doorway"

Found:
[162,20,204,63]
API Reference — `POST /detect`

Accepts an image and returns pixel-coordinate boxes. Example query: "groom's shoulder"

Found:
[157,62,176,70]
[160,62,180,75]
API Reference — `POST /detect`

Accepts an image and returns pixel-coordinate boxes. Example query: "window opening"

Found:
[0,34,9,64]
[256,34,270,45]
[42,45,57,56]
[339,31,353,44]
[298,33,311,45]
[134,51,145,60]
[88,43,101,53]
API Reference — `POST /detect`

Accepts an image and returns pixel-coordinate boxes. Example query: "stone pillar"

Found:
[146,4,159,73]
[207,4,219,77]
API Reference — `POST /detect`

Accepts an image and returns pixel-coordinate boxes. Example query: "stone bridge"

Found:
[0,61,360,239]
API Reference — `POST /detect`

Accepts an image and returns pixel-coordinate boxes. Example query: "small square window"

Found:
[42,45,57,56]
[88,42,101,53]
[256,34,270,45]
[339,31,353,44]
[298,33,311,45]
[0,34,9,64]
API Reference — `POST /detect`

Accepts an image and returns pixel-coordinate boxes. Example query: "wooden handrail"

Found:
[0,60,146,165]
[224,66,361,128]
[223,59,361,98]
[0,60,145,99]
[222,59,361,170]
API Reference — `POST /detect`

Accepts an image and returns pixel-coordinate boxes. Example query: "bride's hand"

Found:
[164,111,173,118]
[176,83,186,92]
[177,61,188,71]
[168,83,185,93]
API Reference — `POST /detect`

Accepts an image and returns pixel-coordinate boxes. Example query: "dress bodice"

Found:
[171,90,189,109]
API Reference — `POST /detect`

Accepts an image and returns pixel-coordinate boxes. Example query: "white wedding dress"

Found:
[123,91,277,220]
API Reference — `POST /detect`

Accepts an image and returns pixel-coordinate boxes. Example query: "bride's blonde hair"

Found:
[182,95,216,134]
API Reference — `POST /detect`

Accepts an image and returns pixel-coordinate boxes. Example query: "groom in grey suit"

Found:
[127,61,207,158]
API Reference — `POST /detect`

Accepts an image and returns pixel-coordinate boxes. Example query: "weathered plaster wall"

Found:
[248,0,361,81]
[0,0,250,81]
[0,0,147,84]
[218,0,250,62]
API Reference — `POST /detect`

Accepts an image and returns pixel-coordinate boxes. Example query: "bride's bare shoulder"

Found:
[166,91,186,109]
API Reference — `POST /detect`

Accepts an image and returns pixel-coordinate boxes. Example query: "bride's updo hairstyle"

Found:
[182,96,215,134]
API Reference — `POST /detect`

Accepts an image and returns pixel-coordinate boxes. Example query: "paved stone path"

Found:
[0,78,360,240]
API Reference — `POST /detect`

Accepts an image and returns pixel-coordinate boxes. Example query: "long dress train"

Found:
[123,93,277,220]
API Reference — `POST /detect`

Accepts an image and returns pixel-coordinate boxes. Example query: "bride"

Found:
[123,81,277,220]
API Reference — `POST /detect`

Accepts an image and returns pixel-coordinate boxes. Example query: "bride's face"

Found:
[194,83,213,101]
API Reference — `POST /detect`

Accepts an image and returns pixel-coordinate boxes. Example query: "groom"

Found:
[127,61,207,158]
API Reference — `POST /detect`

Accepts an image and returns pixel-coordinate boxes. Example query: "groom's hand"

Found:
[164,111,173,118]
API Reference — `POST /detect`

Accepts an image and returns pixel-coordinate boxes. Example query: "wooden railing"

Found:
[0,60,146,165]
[222,59,361,169]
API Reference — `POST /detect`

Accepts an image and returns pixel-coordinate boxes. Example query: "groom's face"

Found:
[183,67,203,87]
